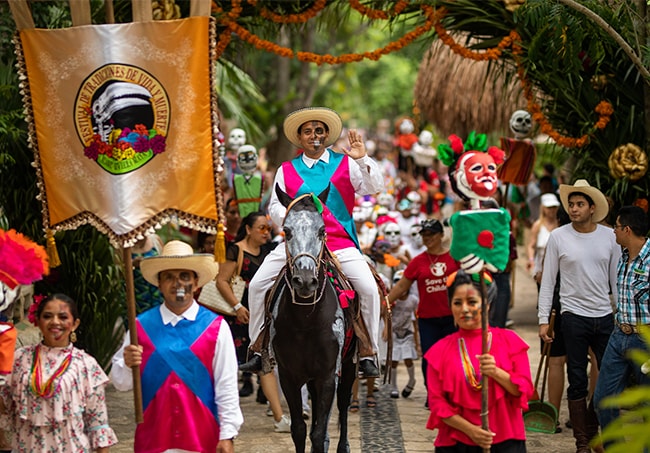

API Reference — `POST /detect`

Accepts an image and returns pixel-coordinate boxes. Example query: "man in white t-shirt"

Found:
[538,180,620,453]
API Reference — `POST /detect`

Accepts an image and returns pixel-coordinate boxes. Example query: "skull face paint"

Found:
[455,151,499,200]
[298,121,329,157]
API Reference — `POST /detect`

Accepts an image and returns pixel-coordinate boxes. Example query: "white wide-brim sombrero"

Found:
[283,107,343,149]
[559,179,609,223]
[140,240,218,288]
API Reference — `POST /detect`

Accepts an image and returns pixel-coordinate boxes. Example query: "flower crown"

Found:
[437,131,505,169]
[27,294,46,326]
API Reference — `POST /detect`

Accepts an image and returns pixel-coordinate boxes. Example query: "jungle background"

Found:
[0,0,647,377]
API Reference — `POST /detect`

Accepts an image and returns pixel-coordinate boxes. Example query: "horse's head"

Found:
[276,185,329,299]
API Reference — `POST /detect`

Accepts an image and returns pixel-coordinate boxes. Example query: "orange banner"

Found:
[16,17,220,246]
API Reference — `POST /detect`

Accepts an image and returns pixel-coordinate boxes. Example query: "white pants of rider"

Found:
[248,245,380,352]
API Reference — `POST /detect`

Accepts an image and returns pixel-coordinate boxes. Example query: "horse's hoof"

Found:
[390,389,399,399]
[358,359,380,378]
[239,354,262,373]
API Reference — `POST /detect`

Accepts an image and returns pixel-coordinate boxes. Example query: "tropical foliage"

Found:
[596,327,650,452]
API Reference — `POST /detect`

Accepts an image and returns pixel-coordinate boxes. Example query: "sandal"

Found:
[366,395,376,408]
[349,399,360,413]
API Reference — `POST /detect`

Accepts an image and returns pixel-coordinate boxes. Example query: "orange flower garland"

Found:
[248,0,327,24]
[211,0,614,147]
[433,15,613,148]
[349,0,409,19]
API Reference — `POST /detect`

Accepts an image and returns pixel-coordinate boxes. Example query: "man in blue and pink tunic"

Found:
[241,107,384,377]
[111,240,243,453]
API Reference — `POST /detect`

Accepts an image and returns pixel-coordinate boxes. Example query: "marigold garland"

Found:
[247,0,327,24]
[212,0,614,147]
[349,0,409,19]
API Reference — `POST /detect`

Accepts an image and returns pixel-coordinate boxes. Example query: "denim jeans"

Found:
[561,312,613,400]
[418,316,456,387]
[593,326,650,429]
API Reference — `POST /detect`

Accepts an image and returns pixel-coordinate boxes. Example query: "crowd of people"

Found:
[0,106,648,453]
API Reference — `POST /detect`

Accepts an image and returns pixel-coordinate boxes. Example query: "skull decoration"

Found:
[353,200,374,223]
[236,144,258,174]
[409,224,423,248]
[399,119,415,135]
[509,110,532,139]
[377,192,395,210]
[227,128,247,152]
[382,222,402,248]
[91,82,154,142]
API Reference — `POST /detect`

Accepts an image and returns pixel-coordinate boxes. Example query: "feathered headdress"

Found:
[0,229,49,289]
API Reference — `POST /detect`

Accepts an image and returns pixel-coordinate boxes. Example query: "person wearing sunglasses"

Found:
[594,206,650,447]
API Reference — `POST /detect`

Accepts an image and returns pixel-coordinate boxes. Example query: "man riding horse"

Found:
[241,107,384,378]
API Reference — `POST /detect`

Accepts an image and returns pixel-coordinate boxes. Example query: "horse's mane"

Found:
[285,193,320,215]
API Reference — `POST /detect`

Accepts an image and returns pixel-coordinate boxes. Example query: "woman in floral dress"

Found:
[0,293,118,452]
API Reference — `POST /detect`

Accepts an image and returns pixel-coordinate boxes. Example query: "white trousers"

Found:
[248,245,380,352]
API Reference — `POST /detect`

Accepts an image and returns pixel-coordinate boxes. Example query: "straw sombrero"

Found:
[558,179,609,223]
[140,240,218,288]
[283,107,343,149]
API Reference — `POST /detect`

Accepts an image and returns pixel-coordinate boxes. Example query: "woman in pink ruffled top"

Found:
[1,294,118,452]
[425,270,534,452]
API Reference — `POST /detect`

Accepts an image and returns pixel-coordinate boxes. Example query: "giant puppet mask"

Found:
[438,132,510,273]
[236,144,258,175]
[227,128,246,152]
[438,131,505,207]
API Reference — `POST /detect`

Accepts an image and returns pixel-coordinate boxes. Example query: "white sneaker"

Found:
[274,414,291,433]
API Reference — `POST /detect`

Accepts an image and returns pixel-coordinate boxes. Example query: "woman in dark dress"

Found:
[216,212,291,432]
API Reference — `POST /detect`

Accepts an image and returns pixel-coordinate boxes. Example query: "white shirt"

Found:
[268,149,384,228]
[111,301,243,445]
[538,223,620,323]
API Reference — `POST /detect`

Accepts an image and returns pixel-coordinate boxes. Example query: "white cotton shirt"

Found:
[110,301,243,445]
[538,223,620,324]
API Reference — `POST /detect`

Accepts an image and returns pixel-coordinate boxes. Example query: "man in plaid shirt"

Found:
[594,206,650,434]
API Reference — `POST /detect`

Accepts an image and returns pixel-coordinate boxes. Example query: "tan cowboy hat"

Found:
[140,240,218,288]
[283,107,343,148]
[559,179,609,223]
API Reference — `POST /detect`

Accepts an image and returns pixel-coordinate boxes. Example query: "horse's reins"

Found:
[283,193,327,306]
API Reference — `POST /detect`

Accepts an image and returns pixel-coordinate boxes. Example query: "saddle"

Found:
[249,247,377,375]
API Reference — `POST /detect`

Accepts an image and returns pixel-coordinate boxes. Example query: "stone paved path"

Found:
[104,250,578,452]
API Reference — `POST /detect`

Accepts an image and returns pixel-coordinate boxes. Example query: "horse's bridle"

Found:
[283,194,327,306]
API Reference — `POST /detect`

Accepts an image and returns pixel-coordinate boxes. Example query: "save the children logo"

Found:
[74,64,170,175]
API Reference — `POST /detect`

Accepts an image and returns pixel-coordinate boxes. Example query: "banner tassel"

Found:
[214,223,226,263]
[46,230,61,268]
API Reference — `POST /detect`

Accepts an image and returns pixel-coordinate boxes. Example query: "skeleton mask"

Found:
[399,119,415,134]
[236,144,258,174]
[406,191,422,214]
[228,128,247,151]
[418,130,434,146]
[377,193,395,210]
[409,224,423,248]
[509,110,532,139]
[382,222,402,248]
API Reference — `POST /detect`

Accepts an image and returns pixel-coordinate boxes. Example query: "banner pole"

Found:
[123,247,144,423]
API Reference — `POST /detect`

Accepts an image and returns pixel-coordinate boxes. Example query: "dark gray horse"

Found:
[271,186,356,453]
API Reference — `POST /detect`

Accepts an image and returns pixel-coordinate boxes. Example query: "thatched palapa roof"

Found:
[415,35,525,139]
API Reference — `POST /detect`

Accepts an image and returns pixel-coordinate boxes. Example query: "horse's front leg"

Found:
[309,376,337,453]
[278,370,308,453]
